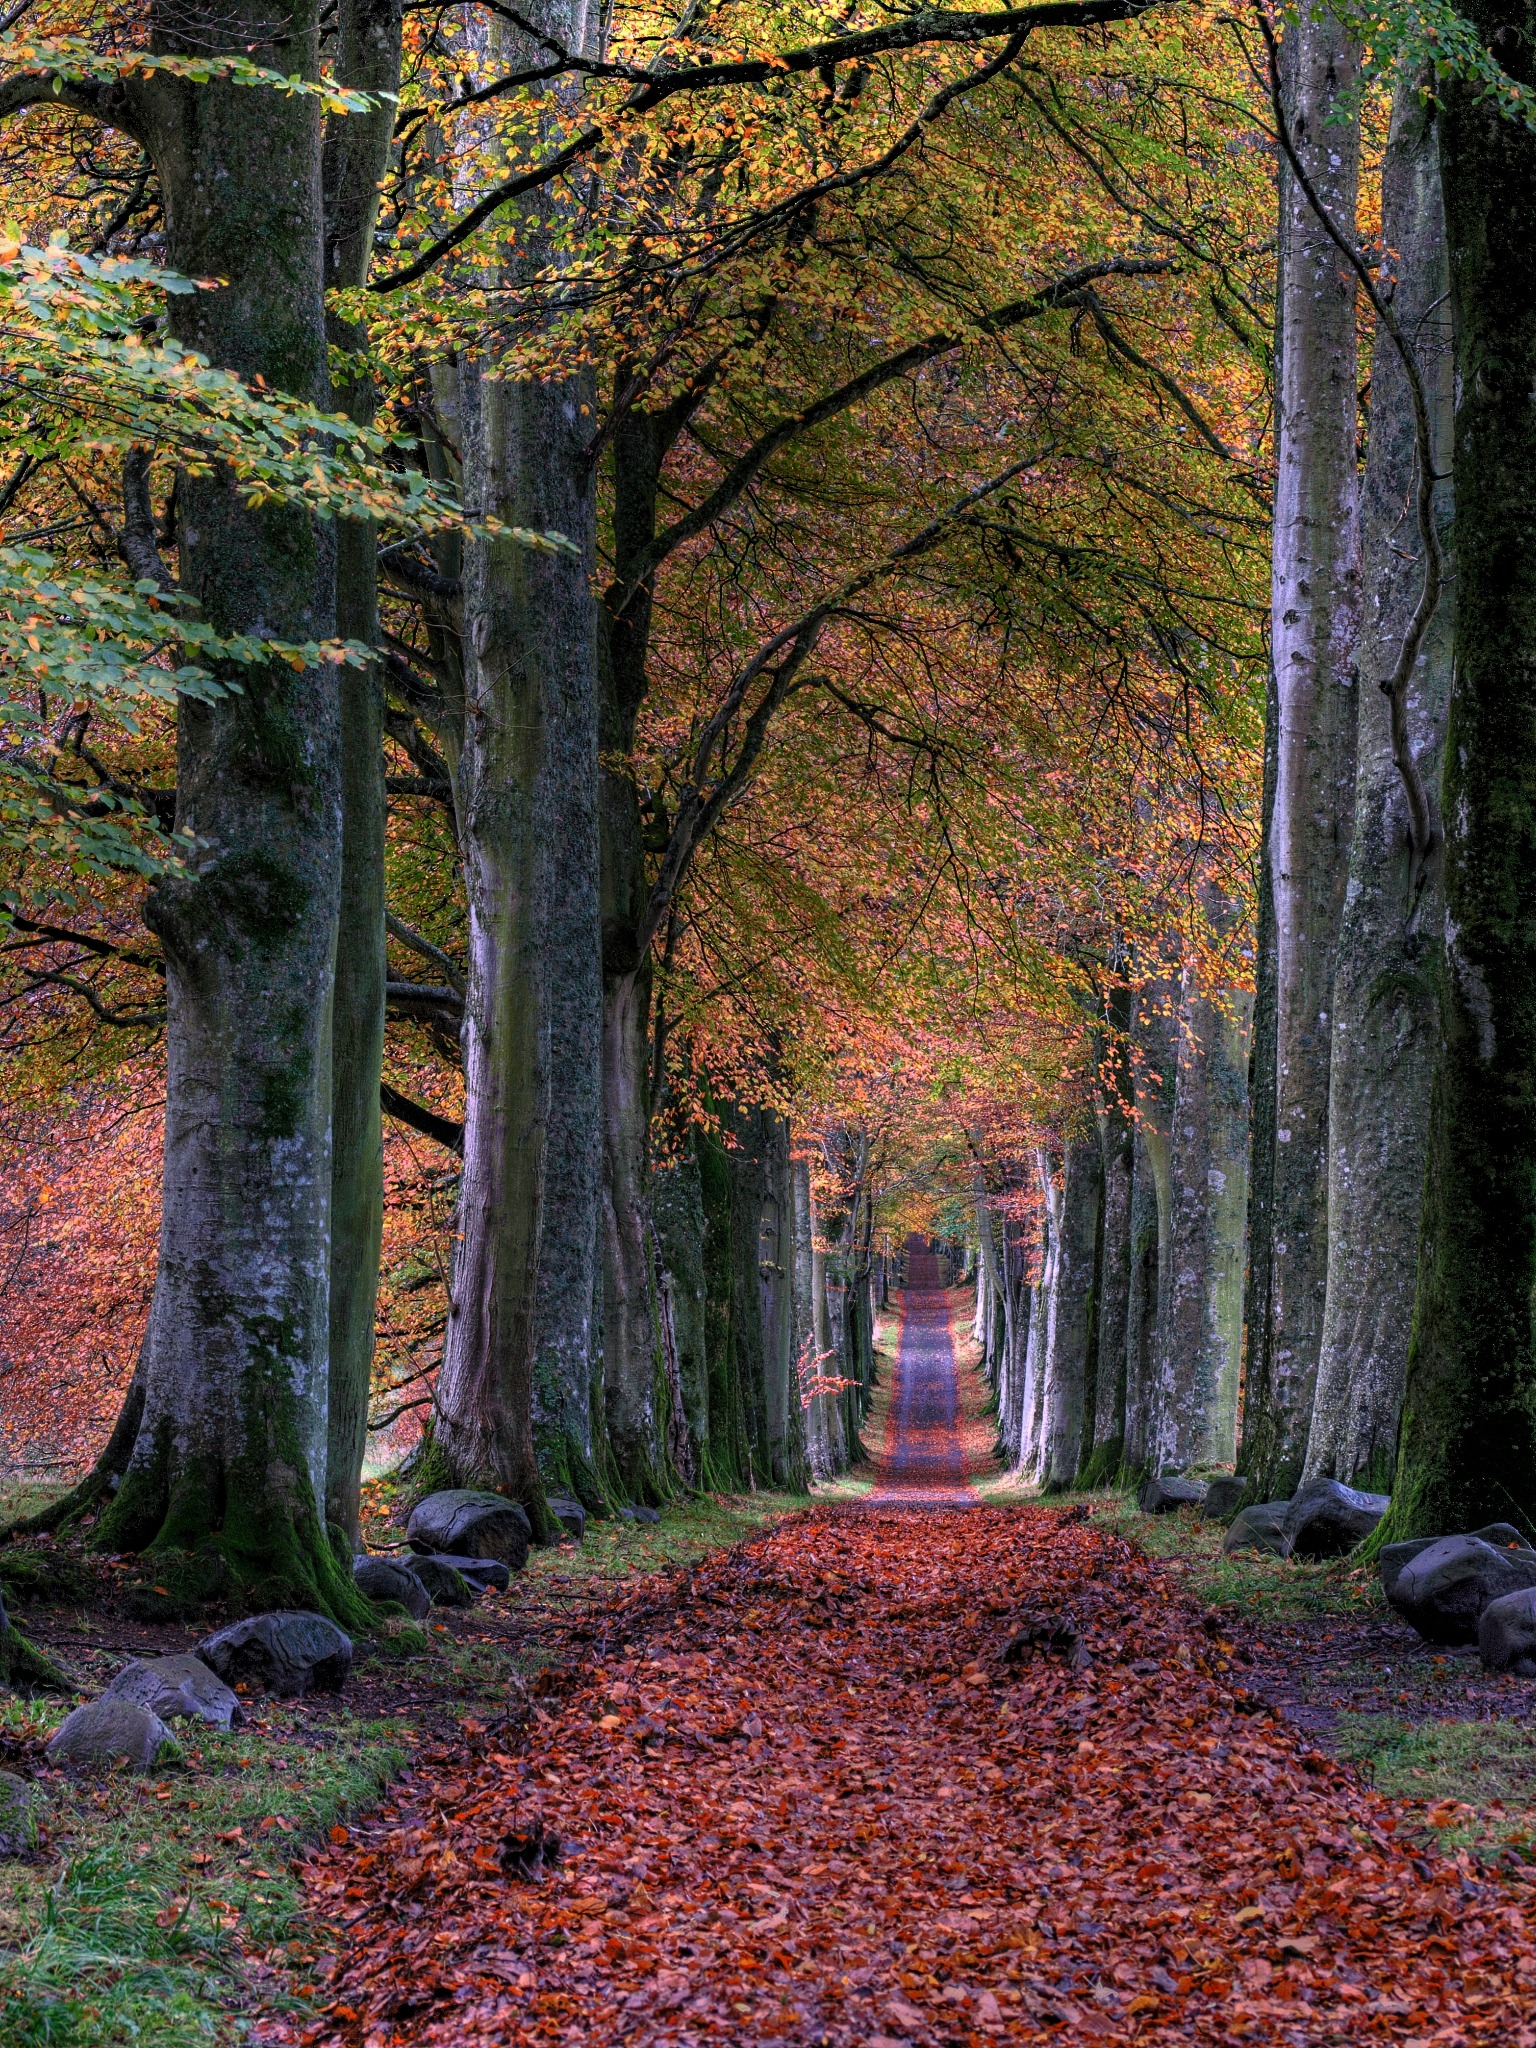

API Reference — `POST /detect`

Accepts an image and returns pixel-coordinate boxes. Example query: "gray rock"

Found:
[1222,1502,1290,1557]
[407,1490,531,1571]
[1137,1475,1207,1515]
[46,1697,180,1771]
[445,1556,511,1596]
[352,1555,432,1619]
[1281,1478,1389,1560]
[104,1654,245,1730]
[408,1555,476,1608]
[195,1612,353,1697]
[1199,1476,1250,1522]
[1381,1524,1535,1598]
[546,1495,586,1541]
[619,1504,662,1526]
[1479,1587,1536,1675]
[0,1769,43,1854]
[1388,1535,1536,1646]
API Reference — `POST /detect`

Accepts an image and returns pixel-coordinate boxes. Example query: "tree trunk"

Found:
[698,1126,750,1489]
[320,0,402,1548]
[1018,1147,1059,1477]
[1244,11,1363,1498]
[1386,10,1536,1539]
[1083,996,1133,1482]
[1305,81,1454,1490]
[653,1151,710,1473]
[1154,898,1252,1474]
[1040,1132,1102,1488]
[1122,977,1175,1476]
[429,2,601,1533]
[95,0,360,1617]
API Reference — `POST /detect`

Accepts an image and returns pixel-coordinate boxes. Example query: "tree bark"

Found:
[430,0,601,1532]
[1122,976,1175,1476]
[94,0,361,1617]
[1083,995,1133,1483]
[1386,10,1536,1539]
[321,0,402,1548]
[1243,11,1363,1498]
[1018,1146,1059,1477]
[1154,896,1252,1474]
[1040,1131,1102,1488]
[1305,81,1454,1490]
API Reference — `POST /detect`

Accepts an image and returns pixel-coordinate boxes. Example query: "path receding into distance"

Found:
[866,1243,975,1508]
[275,1271,1535,2048]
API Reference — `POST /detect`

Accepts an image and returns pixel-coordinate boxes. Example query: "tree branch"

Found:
[381,1081,464,1151]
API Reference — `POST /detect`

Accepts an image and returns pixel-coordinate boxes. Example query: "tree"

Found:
[1240,10,1361,1500]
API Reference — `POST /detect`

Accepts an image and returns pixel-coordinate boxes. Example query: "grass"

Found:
[0,1471,812,2044]
[0,1693,405,2046]
[1335,1713,1536,1862]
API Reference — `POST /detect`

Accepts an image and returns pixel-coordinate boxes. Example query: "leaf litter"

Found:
[266,1504,1536,2045]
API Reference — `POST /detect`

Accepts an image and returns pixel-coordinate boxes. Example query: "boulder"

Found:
[195,1612,353,1697]
[546,1495,587,1541]
[1222,1502,1290,1557]
[619,1504,662,1526]
[46,1697,179,1771]
[352,1555,432,1619]
[1282,1478,1389,1560]
[1387,1536,1536,1646]
[0,1768,42,1855]
[445,1556,512,1596]
[1137,1475,1207,1515]
[407,1490,531,1571]
[1479,1588,1536,1675]
[1381,1524,1535,1599]
[1199,1476,1250,1522]
[103,1654,244,1730]
[407,1555,476,1608]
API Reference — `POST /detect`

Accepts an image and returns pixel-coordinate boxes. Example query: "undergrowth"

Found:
[0,1695,403,2046]
[1335,1712,1536,1862]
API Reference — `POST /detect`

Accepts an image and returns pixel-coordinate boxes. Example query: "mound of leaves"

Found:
[268,1506,1536,2045]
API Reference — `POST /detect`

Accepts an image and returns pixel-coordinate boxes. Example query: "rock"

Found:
[619,1504,662,1525]
[352,1555,432,1619]
[195,1612,353,1697]
[546,1495,586,1541]
[1479,1588,1536,1675]
[103,1654,245,1730]
[1137,1475,1207,1515]
[446,1557,511,1596]
[1387,1536,1536,1646]
[407,1490,531,1571]
[408,1555,476,1608]
[1381,1524,1535,1599]
[1281,1478,1389,1560]
[0,1769,43,1855]
[45,1697,180,1771]
[1221,1502,1290,1557]
[1200,1476,1250,1522]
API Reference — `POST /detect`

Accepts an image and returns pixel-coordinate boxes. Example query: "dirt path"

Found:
[867,1247,975,1507]
[270,1289,1536,2048]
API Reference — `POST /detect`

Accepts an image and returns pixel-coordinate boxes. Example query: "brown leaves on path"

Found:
[271,1506,1536,2046]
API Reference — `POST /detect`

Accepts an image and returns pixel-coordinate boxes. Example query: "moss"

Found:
[0,1625,73,1695]
[1076,1436,1122,1490]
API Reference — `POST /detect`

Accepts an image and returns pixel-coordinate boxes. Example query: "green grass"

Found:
[0,1695,404,2046]
[1335,1712,1536,1861]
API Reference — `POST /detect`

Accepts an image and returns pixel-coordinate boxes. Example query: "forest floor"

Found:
[4,1270,1536,2043]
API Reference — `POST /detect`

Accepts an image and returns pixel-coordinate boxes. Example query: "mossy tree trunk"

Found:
[1082,990,1133,1482]
[1242,11,1362,1498]
[93,0,364,1620]
[1154,889,1252,1474]
[431,1,600,1537]
[1040,1132,1102,1488]
[321,0,402,1549]
[1306,81,1454,1490]
[1386,9,1536,1540]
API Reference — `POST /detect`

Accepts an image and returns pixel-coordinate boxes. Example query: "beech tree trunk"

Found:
[321,0,402,1547]
[1153,899,1252,1474]
[431,0,601,1532]
[95,0,361,1617]
[1083,994,1133,1483]
[1242,12,1363,1498]
[1305,81,1454,1490]
[1018,1147,1059,1476]
[1121,977,1175,1476]
[1387,9,1536,1539]
[1040,1132,1102,1488]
